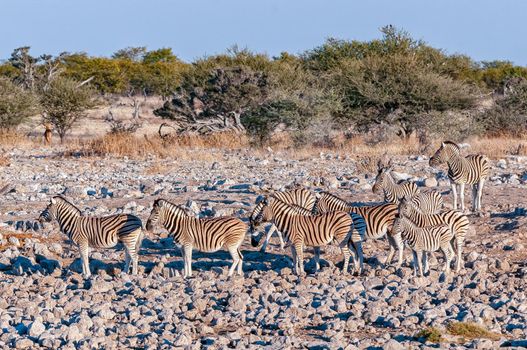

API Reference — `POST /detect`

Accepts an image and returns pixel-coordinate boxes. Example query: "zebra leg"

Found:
[451,182,458,210]
[313,246,321,272]
[123,228,142,275]
[415,251,424,277]
[183,244,193,278]
[260,225,275,252]
[340,243,351,274]
[227,246,240,277]
[393,232,404,268]
[477,178,485,212]
[422,252,429,275]
[236,248,243,275]
[132,230,144,275]
[459,183,465,212]
[295,244,305,276]
[290,245,298,274]
[441,244,454,275]
[455,237,464,272]
[411,250,419,275]
[471,185,477,212]
[385,234,397,266]
[79,243,91,278]
[123,249,131,274]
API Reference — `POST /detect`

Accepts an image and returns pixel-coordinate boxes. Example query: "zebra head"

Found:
[372,167,391,195]
[430,141,460,167]
[146,199,165,231]
[38,196,70,223]
[397,196,415,218]
[249,197,271,246]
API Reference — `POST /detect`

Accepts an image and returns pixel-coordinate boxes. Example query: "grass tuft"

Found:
[446,322,501,341]
[415,327,444,343]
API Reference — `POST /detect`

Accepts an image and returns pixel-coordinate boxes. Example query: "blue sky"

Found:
[1,0,526,65]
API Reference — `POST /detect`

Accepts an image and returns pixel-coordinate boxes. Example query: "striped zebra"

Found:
[373,166,443,213]
[313,191,403,266]
[259,188,317,252]
[429,141,489,212]
[393,214,454,277]
[249,196,363,275]
[146,198,246,277]
[38,196,144,278]
[398,197,469,272]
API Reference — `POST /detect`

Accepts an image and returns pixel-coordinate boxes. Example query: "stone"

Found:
[383,339,405,350]
[424,177,438,188]
[28,319,46,337]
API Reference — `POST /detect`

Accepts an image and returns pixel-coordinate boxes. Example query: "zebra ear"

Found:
[441,141,445,148]
[50,197,56,204]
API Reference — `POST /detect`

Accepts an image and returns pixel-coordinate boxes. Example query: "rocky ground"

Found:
[0,145,526,349]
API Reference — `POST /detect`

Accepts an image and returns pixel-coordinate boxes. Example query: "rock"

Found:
[66,324,83,342]
[383,339,405,350]
[423,177,438,188]
[28,319,46,337]
[8,236,21,247]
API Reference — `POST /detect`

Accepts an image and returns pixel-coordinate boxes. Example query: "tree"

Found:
[143,48,178,64]
[8,47,40,90]
[112,47,147,61]
[0,78,39,128]
[154,66,270,134]
[40,77,96,143]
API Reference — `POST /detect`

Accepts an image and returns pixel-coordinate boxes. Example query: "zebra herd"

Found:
[37,141,489,279]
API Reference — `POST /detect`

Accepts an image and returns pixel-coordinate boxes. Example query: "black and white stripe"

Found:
[313,192,402,266]
[373,167,443,213]
[259,188,317,252]
[39,196,144,277]
[398,198,469,272]
[249,196,362,275]
[429,141,489,212]
[146,198,246,277]
[393,214,454,277]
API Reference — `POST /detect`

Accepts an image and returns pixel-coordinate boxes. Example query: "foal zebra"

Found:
[313,192,403,266]
[250,196,362,275]
[429,141,489,212]
[398,197,469,272]
[259,188,317,252]
[373,166,443,213]
[146,199,246,277]
[393,214,454,277]
[39,196,144,277]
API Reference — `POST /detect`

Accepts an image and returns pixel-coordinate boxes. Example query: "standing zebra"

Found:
[146,199,246,277]
[373,166,443,213]
[429,141,489,212]
[259,188,317,252]
[38,196,144,277]
[393,214,454,277]
[398,197,469,272]
[250,196,362,275]
[313,191,403,266]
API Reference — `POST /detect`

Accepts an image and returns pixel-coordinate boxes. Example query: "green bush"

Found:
[0,78,39,128]
[40,77,97,142]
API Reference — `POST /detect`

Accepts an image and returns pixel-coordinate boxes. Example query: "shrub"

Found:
[40,77,97,142]
[0,78,39,128]
[415,327,444,343]
[446,322,500,341]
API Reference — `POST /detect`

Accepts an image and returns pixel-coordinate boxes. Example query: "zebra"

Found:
[258,188,317,252]
[392,214,454,277]
[146,198,246,277]
[38,196,144,278]
[312,191,403,266]
[429,141,489,212]
[398,197,469,272]
[249,196,363,275]
[373,166,443,213]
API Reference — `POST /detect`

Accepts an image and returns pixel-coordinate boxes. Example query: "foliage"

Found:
[475,78,527,136]
[0,78,40,128]
[415,327,444,343]
[446,322,500,341]
[40,77,97,142]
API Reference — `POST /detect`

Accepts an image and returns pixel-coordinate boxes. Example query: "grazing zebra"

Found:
[146,198,246,277]
[249,196,363,275]
[313,191,403,266]
[259,188,317,252]
[373,166,443,213]
[398,197,469,272]
[393,214,454,277]
[429,141,489,212]
[38,196,144,278]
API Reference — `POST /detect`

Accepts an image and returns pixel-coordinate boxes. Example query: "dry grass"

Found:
[0,230,33,251]
[466,136,527,159]
[446,322,501,341]
[0,155,10,167]
[415,327,444,343]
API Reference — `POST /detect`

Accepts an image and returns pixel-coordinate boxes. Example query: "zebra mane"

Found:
[321,191,348,205]
[158,198,192,217]
[443,141,460,152]
[53,195,82,215]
